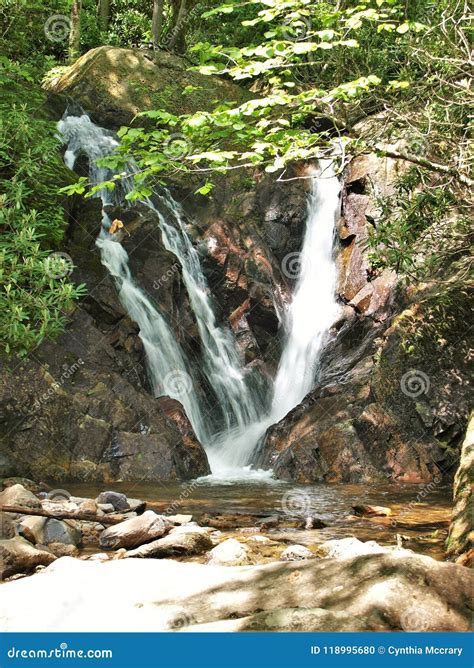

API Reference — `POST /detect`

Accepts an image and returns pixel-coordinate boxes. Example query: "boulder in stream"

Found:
[207,538,249,566]
[280,544,315,561]
[96,491,130,512]
[126,528,212,558]
[18,517,82,547]
[0,483,41,510]
[99,511,171,550]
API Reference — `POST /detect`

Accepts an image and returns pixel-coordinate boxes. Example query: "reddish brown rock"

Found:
[350,269,397,320]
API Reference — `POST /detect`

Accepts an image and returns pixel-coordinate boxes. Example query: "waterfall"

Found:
[96,233,209,444]
[214,162,342,463]
[58,111,340,479]
[145,193,261,433]
[271,161,341,421]
[58,114,210,444]
[58,112,261,473]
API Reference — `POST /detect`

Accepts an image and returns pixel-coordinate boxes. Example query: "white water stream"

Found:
[271,161,341,421]
[58,112,340,479]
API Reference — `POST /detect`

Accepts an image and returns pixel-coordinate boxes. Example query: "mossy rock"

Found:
[44,46,251,128]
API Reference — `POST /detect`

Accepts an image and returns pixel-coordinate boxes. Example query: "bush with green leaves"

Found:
[0,67,85,356]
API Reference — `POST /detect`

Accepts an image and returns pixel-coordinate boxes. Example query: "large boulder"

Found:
[44,47,250,129]
[18,517,82,547]
[0,484,40,509]
[96,491,129,512]
[0,548,471,631]
[280,544,315,561]
[126,527,212,558]
[0,537,56,580]
[99,511,171,550]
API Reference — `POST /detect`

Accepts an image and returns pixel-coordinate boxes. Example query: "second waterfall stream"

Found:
[58,111,341,479]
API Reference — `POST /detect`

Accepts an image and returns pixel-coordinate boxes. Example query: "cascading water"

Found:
[215,162,342,461]
[146,193,262,432]
[146,193,264,475]
[58,114,209,445]
[58,112,261,473]
[58,110,341,479]
[271,161,341,422]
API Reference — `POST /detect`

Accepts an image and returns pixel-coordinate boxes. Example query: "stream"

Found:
[61,479,451,560]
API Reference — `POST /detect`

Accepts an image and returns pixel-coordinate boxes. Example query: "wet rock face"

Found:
[185,169,309,370]
[0,302,210,482]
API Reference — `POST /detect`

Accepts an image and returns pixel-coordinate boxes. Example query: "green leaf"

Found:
[195,181,215,196]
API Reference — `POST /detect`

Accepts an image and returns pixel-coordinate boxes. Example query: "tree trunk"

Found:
[69,0,82,62]
[152,0,165,47]
[168,0,188,51]
[99,0,110,31]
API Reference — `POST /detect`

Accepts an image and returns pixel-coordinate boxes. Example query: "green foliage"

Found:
[365,166,472,281]
[107,0,152,47]
[0,0,70,70]
[0,64,86,356]
[0,0,106,74]
[73,0,430,196]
